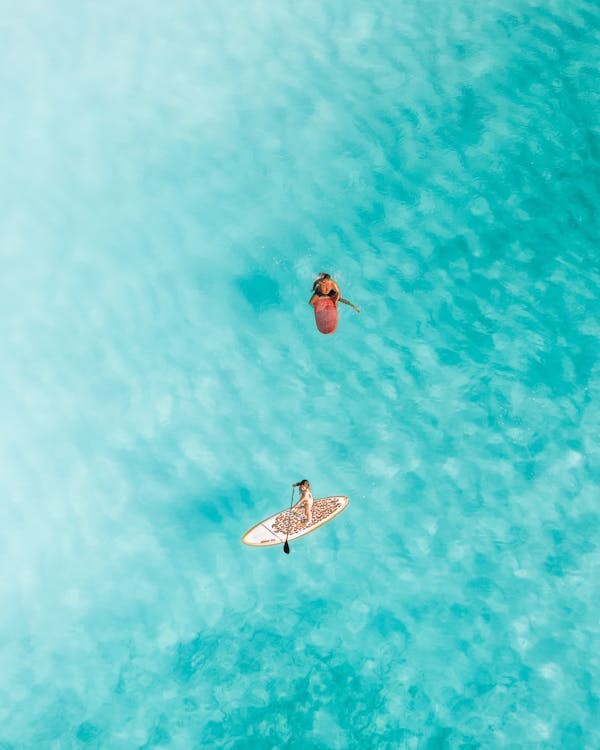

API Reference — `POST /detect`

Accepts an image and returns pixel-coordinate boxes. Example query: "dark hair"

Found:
[312,273,330,292]
[299,479,309,486]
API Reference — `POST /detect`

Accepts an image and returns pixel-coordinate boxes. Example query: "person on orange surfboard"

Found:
[291,479,314,525]
[309,273,360,313]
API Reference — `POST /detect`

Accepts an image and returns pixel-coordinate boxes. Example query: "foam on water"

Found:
[1,0,599,748]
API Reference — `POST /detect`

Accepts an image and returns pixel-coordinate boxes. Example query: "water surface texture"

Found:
[1,1,599,748]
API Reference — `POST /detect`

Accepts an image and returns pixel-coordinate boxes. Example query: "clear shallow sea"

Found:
[1,0,599,747]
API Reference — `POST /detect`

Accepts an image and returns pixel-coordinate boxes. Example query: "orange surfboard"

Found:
[314,297,338,334]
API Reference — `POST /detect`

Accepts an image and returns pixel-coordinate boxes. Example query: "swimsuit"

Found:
[315,287,338,298]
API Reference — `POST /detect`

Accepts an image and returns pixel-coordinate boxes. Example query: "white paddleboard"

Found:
[242,495,349,547]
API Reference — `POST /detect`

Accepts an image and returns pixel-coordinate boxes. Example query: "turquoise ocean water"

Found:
[1,1,599,747]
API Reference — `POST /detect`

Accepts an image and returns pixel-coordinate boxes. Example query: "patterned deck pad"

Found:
[271,497,344,536]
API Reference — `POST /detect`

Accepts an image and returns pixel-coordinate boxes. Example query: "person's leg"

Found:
[305,497,313,525]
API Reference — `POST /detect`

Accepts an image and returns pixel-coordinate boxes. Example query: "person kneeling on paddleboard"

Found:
[292,479,314,525]
[309,273,360,313]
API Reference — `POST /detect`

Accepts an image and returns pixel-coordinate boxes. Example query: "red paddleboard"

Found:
[314,297,338,334]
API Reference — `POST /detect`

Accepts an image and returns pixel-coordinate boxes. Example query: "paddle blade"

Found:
[283,541,290,554]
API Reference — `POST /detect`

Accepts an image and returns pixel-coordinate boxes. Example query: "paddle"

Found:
[283,486,295,554]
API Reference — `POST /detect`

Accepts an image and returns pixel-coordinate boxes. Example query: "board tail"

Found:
[314,297,338,334]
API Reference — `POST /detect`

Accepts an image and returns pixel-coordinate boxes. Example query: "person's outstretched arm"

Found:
[339,297,360,313]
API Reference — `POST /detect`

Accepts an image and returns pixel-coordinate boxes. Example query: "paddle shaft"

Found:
[283,486,294,554]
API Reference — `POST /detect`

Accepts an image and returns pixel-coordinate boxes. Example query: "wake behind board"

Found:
[314,297,338,334]
[242,496,349,547]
